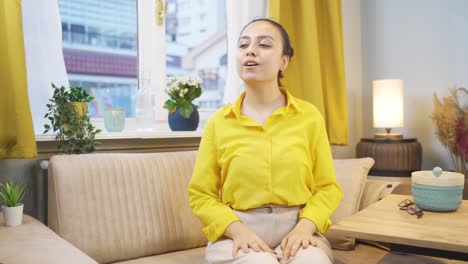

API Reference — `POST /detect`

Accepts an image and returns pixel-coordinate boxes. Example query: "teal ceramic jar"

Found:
[411,170,464,212]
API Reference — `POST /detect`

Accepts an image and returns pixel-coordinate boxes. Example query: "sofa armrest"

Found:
[0,214,97,264]
[359,176,411,210]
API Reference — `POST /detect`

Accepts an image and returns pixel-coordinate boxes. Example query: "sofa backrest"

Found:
[48,152,207,264]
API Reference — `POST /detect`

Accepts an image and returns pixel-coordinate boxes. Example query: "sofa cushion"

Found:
[359,179,395,210]
[324,158,374,250]
[48,152,207,264]
[0,214,97,264]
[114,247,207,264]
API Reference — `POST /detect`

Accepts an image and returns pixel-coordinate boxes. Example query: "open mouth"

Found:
[244,61,259,67]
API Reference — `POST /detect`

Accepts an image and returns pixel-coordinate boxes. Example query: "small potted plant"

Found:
[0,180,26,226]
[164,76,203,131]
[43,83,102,154]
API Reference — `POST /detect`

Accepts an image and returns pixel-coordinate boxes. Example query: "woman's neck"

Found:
[241,81,286,125]
[243,82,284,108]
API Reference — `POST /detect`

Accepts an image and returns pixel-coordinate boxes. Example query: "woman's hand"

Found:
[224,221,276,257]
[280,218,317,261]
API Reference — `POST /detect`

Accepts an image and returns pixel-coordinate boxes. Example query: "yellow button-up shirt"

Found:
[188,89,343,242]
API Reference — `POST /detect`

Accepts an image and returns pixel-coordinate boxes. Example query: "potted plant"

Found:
[0,180,26,226]
[164,76,203,131]
[43,83,102,154]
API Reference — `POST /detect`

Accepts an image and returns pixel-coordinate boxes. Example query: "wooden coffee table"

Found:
[330,194,468,253]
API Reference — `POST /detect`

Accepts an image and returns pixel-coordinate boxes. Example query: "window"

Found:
[179,17,191,26]
[27,0,268,135]
[61,22,69,42]
[178,1,190,11]
[57,0,227,128]
[166,0,226,110]
[58,0,137,118]
[70,24,86,44]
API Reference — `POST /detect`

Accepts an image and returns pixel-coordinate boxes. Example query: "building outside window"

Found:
[168,0,226,111]
[57,0,226,122]
[58,0,138,118]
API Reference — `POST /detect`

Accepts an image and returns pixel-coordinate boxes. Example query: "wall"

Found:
[361,0,468,170]
[333,0,364,159]
[194,37,227,69]
[0,159,42,219]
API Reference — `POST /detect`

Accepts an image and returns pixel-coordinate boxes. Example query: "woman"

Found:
[188,18,343,264]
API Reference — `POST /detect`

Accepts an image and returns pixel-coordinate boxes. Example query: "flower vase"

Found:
[168,105,199,131]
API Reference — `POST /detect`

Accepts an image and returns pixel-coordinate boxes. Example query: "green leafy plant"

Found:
[0,180,26,207]
[43,83,102,154]
[164,76,203,118]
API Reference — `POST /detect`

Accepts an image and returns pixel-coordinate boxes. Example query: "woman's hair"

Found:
[240,18,294,87]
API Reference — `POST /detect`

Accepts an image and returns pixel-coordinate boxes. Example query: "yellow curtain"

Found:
[270,0,348,145]
[0,0,37,158]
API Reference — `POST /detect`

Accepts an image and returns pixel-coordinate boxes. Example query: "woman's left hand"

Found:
[280,218,317,261]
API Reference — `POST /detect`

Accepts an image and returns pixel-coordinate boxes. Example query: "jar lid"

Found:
[412,170,465,187]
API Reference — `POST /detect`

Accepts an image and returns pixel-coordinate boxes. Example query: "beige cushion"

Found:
[114,247,207,264]
[48,152,207,264]
[0,214,97,264]
[324,158,374,250]
[359,179,396,211]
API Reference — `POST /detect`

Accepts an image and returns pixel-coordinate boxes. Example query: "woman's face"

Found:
[237,21,289,86]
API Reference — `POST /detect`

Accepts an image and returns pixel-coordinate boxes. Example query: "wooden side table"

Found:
[356,138,422,176]
[330,194,468,254]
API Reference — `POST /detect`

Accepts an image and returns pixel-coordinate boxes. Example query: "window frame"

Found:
[35,0,234,140]
[76,0,219,137]
[79,0,220,134]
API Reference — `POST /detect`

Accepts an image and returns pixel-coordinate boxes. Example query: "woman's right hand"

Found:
[224,221,275,258]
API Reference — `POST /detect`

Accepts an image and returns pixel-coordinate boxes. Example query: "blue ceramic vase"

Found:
[168,105,199,131]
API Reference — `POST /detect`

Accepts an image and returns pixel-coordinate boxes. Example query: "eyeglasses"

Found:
[398,199,424,219]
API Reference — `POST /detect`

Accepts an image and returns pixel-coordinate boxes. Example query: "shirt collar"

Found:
[224,88,302,119]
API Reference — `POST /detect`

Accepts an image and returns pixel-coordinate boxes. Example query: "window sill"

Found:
[36,130,203,159]
[36,130,203,141]
[34,111,217,159]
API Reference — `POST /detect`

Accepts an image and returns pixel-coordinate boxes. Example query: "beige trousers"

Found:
[205,206,333,264]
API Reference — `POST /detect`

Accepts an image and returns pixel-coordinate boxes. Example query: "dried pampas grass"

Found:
[432,87,467,177]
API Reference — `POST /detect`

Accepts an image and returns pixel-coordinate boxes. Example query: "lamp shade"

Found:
[373,79,404,128]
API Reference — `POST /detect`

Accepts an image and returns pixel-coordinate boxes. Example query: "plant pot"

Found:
[62,102,89,131]
[1,204,23,227]
[168,105,199,131]
[71,102,88,118]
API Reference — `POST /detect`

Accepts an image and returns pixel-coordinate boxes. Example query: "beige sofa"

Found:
[0,151,466,264]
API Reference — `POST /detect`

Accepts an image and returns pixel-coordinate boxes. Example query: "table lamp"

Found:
[356,79,422,176]
[373,79,404,139]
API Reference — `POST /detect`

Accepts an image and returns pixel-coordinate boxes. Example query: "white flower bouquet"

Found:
[164,76,203,119]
